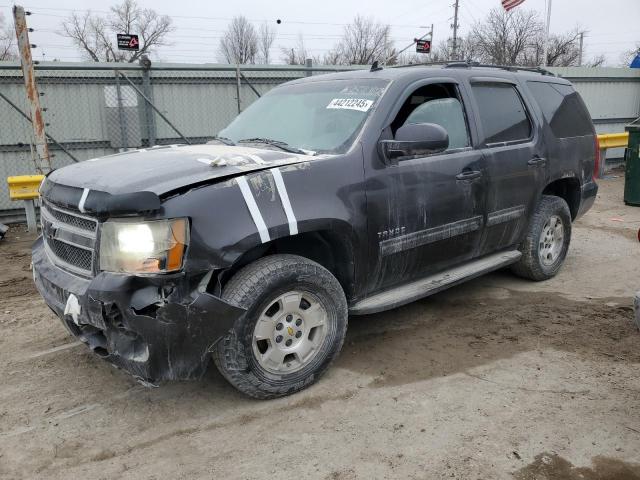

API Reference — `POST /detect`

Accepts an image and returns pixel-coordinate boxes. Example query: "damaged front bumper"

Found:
[32,237,245,383]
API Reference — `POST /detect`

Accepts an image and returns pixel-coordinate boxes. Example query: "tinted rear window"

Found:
[527,81,593,138]
[471,83,532,144]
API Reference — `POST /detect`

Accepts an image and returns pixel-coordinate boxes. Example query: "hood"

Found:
[47,144,314,196]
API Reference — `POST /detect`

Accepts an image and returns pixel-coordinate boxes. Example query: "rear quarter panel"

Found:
[519,78,597,190]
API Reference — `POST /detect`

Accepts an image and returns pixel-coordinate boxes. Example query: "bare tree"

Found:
[546,31,582,66]
[319,49,341,65]
[280,34,308,65]
[219,16,258,64]
[585,54,606,67]
[257,22,276,64]
[333,15,393,65]
[465,9,594,67]
[390,9,609,69]
[471,8,542,65]
[60,0,173,62]
[428,35,479,63]
[0,12,17,61]
[620,43,640,67]
[522,28,583,67]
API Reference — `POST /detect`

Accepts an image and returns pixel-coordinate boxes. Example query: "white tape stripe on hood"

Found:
[78,188,90,213]
[236,176,270,243]
[271,168,298,236]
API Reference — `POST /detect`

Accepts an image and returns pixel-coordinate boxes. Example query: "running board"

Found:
[349,250,522,315]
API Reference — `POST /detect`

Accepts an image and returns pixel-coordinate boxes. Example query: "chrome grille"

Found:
[44,204,97,232]
[47,239,93,271]
[41,201,97,277]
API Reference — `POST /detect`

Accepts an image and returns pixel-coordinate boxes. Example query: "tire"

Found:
[511,195,572,281]
[213,254,348,399]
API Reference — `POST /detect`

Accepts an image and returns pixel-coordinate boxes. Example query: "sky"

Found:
[1,0,638,66]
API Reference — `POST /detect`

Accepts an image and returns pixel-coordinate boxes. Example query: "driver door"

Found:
[364,81,487,293]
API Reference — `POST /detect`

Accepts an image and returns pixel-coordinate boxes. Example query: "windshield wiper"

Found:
[237,137,306,154]
[209,135,235,146]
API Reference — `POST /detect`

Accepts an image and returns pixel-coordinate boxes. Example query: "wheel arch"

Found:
[542,176,581,220]
[213,225,358,301]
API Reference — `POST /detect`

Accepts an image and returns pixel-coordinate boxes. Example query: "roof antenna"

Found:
[370,60,383,72]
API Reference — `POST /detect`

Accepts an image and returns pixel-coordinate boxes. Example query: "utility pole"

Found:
[541,0,552,67]
[578,31,584,66]
[451,0,460,60]
[13,5,51,173]
[430,23,434,59]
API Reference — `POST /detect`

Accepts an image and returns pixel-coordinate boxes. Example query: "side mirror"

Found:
[378,123,449,165]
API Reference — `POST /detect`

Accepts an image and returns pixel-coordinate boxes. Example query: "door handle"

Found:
[456,170,482,181]
[528,156,547,167]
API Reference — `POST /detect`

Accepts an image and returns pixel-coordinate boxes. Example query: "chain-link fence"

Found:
[0,62,358,217]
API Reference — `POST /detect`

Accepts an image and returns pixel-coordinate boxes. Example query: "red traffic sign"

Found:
[416,39,431,54]
[117,34,140,51]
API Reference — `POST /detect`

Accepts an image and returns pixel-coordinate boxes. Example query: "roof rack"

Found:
[389,60,451,69]
[389,60,555,76]
[444,60,556,76]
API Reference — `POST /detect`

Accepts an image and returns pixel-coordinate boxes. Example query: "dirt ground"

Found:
[1,173,639,480]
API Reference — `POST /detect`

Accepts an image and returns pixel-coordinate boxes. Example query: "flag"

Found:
[502,0,525,11]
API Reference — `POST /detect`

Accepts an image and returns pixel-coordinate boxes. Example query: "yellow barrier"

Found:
[596,133,629,178]
[7,174,45,201]
[597,132,629,149]
[6,174,45,232]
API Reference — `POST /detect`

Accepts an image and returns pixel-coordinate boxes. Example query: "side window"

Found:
[391,83,470,151]
[471,83,532,145]
[405,98,469,149]
[527,81,593,138]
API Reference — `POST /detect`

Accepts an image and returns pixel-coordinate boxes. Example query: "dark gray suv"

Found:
[33,63,598,398]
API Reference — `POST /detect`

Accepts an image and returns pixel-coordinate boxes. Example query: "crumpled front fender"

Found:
[32,237,246,382]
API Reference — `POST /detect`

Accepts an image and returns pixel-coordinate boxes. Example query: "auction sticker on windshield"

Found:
[326,98,374,112]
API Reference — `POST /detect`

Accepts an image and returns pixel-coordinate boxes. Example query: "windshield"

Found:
[218,79,389,154]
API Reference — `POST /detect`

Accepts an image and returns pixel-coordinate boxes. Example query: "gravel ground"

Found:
[1,174,639,480]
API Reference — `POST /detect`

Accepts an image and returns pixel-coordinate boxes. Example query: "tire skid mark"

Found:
[23,341,83,360]
[33,388,360,473]
[0,385,146,438]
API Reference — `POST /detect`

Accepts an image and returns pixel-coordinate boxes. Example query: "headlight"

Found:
[99,218,189,274]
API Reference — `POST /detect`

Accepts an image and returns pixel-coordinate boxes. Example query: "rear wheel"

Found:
[511,195,572,281]
[213,254,348,399]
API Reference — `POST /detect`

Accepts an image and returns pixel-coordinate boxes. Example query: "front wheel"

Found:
[213,254,348,399]
[511,195,572,281]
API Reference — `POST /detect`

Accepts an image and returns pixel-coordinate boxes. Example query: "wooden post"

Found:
[235,64,242,114]
[13,5,51,173]
[599,148,607,178]
[114,70,129,151]
[23,199,37,232]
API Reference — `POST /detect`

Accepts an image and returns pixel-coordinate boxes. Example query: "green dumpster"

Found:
[624,119,640,206]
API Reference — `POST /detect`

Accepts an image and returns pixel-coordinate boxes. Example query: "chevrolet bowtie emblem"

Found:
[287,326,294,336]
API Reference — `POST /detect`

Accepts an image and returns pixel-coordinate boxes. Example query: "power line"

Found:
[464,0,485,18]
[461,3,477,25]
[33,27,422,42]
[389,1,452,23]
[15,2,635,64]
[22,5,430,28]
